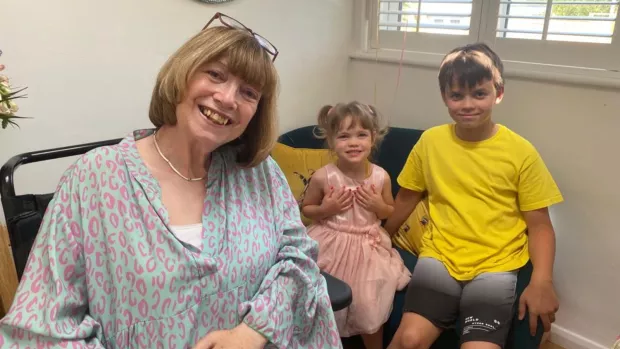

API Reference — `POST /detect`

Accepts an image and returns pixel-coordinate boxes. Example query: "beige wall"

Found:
[0,0,353,207]
[348,58,620,349]
[0,0,353,317]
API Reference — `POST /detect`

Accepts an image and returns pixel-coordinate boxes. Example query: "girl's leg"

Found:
[361,326,384,349]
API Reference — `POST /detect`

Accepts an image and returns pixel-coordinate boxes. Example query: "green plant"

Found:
[0,50,30,129]
[552,1,617,17]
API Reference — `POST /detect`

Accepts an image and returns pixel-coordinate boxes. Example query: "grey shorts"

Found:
[403,257,518,347]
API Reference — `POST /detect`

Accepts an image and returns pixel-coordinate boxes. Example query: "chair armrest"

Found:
[321,271,352,311]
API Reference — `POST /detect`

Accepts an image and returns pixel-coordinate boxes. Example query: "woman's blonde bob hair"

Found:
[149,26,280,167]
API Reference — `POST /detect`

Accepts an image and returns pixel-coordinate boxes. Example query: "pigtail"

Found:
[313,104,333,140]
[366,104,389,147]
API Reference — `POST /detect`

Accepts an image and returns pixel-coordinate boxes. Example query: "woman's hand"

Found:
[319,186,353,216]
[193,323,267,349]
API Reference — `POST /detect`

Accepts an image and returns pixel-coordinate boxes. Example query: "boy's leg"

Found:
[388,257,461,349]
[459,270,518,349]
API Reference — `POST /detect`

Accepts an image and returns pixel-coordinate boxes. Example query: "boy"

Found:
[384,43,563,349]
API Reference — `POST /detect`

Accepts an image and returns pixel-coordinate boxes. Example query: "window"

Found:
[496,0,617,43]
[378,0,473,35]
[368,0,620,71]
[371,1,484,56]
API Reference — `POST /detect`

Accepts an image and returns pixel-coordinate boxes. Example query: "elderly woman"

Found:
[0,12,341,349]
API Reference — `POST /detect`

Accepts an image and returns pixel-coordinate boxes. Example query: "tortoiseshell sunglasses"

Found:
[203,12,279,62]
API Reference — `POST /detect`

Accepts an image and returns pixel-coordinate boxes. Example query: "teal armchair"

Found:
[277,125,545,349]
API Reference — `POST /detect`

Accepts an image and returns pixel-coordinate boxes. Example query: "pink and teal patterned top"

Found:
[0,130,341,348]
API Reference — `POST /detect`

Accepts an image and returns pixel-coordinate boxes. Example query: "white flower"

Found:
[9,100,18,113]
[0,56,30,128]
[0,102,10,115]
[0,83,10,97]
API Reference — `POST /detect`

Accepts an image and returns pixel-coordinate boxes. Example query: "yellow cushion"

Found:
[391,197,431,256]
[271,142,336,226]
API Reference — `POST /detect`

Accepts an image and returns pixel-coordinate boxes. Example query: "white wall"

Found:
[0,0,352,200]
[348,59,620,348]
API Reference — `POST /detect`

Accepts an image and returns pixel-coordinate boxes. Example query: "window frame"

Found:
[367,0,620,72]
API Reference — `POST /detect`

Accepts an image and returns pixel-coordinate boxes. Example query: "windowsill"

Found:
[350,49,620,90]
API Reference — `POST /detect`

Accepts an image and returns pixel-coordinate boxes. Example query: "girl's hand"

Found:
[355,183,386,214]
[320,186,353,216]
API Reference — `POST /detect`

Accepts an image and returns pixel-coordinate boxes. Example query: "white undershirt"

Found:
[170,223,203,251]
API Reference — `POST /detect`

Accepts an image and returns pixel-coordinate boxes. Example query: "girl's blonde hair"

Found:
[314,101,388,153]
[149,26,280,167]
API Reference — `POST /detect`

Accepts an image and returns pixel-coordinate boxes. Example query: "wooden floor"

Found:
[0,225,18,317]
[541,341,565,349]
[341,339,565,349]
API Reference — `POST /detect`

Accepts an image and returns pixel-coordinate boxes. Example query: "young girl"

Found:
[302,101,411,349]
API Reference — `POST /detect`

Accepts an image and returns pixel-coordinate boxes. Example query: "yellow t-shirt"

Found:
[397,124,563,281]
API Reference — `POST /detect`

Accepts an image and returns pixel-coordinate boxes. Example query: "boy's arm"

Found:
[301,168,330,221]
[518,208,560,336]
[524,207,556,282]
[514,146,563,335]
[383,188,425,236]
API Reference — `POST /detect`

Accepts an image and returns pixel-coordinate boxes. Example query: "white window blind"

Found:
[496,0,619,43]
[378,0,473,34]
[370,0,484,54]
[368,0,620,71]
[480,0,620,70]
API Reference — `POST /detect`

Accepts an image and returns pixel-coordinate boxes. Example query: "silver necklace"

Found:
[152,131,208,182]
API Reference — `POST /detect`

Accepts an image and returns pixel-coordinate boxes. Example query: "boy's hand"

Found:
[320,186,353,216]
[355,183,385,214]
[518,279,559,336]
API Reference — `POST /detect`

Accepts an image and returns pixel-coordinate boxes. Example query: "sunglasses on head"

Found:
[203,12,279,62]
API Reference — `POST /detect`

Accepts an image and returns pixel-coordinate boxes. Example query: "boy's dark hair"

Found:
[438,42,504,94]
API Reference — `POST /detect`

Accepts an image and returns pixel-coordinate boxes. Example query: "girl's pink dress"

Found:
[307,163,411,337]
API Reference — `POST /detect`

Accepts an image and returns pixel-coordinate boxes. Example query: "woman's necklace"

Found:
[152,131,208,182]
